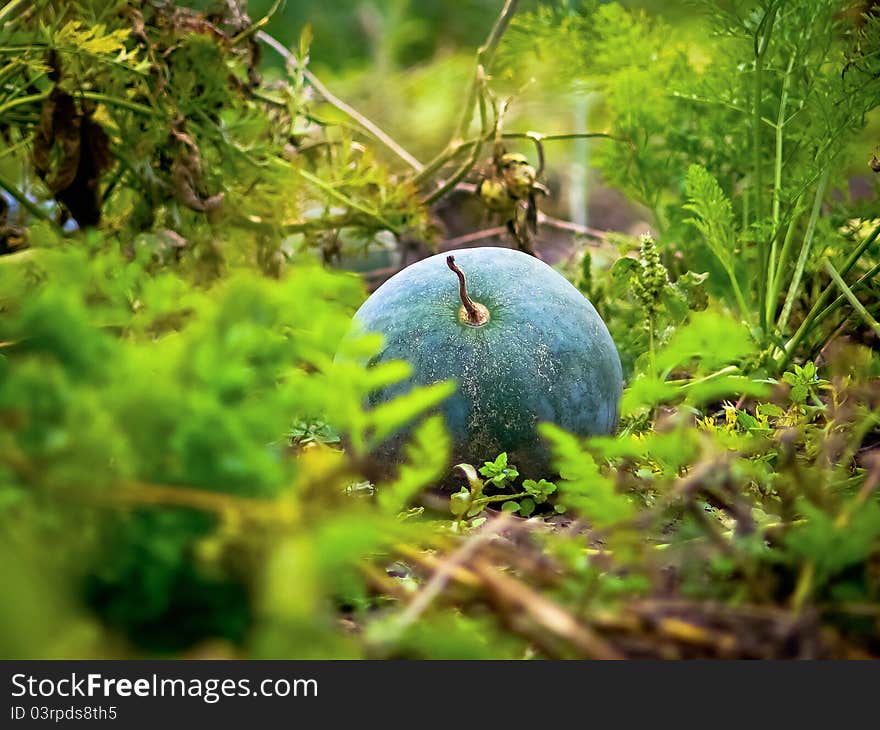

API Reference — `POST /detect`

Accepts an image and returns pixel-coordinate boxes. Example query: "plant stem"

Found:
[791,561,814,613]
[728,267,750,321]
[413,132,617,188]
[767,198,804,320]
[776,167,829,335]
[752,40,766,323]
[0,0,27,25]
[423,84,491,205]
[0,172,50,222]
[666,365,741,388]
[257,30,424,172]
[0,88,163,121]
[229,0,283,45]
[823,260,880,338]
[766,52,795,328]
[422,133,487,205]
[503,131,625,144]
[441,213,611,249]
[810,260,880,330]
[0,90,49,118]
[453,0,520,142]
[751,3,778,330]
[412,140,472,186]
[79,91,159,118]
[0,58,24,89]
[244,211,383,235]
[770,54,795,237]
[442,226,507,247]
[0,135,31,161]
[775,221,880,369]
[297,168,397,233]
[536,212,609,241]
[475,492,530,506]
[446,256,489,326]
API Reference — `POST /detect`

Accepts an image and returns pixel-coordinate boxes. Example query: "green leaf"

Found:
[735,410,760,431]
[518,498,536,517]
[54,20,130,56]
[790,384,808,404]
[454,463,484,499]
[298,23,314,60]
[671,270,710,313]
[685,376,771,406]
[756,403,784,418]
[479,452,519,488]
[479,452,507,474]
[621,375,678,413]
[656,310,755,373]
[683,164,736,272]
[522,478,557,504]
[784,499,880,588]
[450,488,471,518]
[609,257,640,296]
[288,419,340,446]
[538,424,635,527]
[367,379,455,445]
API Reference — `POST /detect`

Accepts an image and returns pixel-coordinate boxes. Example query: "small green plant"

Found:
[781,361,829,408]
[449,454,559,526]
[478,452,519,489]
[287,419,341,448]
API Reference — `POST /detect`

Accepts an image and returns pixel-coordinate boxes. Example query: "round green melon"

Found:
[352,246,623,477]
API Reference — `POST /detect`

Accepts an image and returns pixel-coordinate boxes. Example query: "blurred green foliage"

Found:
[0,225,465,656]
[247,0,505,72]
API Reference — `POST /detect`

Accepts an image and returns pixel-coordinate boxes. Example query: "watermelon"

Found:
[351,246,623,477]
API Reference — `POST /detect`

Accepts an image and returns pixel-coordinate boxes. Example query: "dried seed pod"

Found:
[477,176,515,214]
[500,152,537,200]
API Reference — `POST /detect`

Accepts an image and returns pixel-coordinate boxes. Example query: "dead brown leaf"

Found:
[32,87,112,227]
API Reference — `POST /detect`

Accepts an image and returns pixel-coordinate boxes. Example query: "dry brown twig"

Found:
[441,212,612,248]
[257,30,424,172]
[378,513,513,643]
[471,556,624,659]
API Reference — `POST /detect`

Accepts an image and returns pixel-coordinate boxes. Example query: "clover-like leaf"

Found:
[522,478,557,504]
[519,498,536,517]
[479,452,520,488]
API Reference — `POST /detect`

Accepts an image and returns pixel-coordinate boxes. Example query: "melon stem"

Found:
[446,256,490,326]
